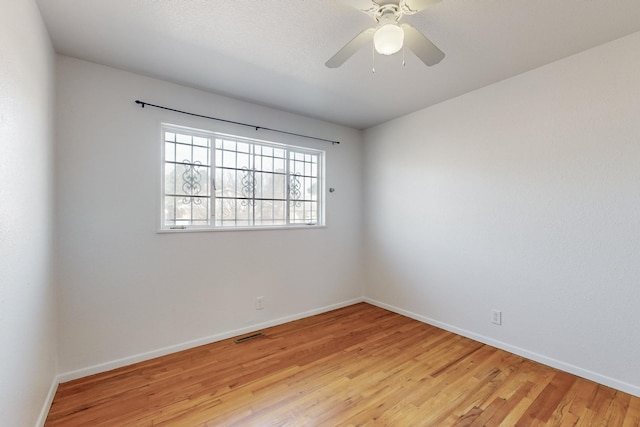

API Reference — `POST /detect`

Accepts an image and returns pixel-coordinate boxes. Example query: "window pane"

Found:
[226,169,239,197]
[174,198,193,221]
[164,196,176,222]
[193,146,209,165]
[165,142,175,162]
[214,198,222,225]
[222,149,236,168]
[176,143,191,163]
[305,177,318,200]
[274,157,285,172]
[193,136,209,148]
[261,154,273,172]
[273,201,286,222]
[237,142,249,153]
[174,162,209,197]
[222,199,236,221]
[236,201,250,221]
[191,197,210,220]
[306,201,318,223]
[237,153,250,169]
[176,133,191,144]
[214,148,222,167]
[290,202,303,223]
[259,200,272,221]
[273,173,286,200]
[165,163,176,195]
[289,173,302,204]
[255,172,266,199]
[292,159,304,175]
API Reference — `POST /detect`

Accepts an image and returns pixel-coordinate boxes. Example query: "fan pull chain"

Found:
[402,45,406,66]
[372,43,376,73]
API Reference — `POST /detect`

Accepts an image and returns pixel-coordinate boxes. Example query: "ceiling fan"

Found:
[326,0,445,68]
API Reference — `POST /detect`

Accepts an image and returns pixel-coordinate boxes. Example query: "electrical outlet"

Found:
[491,309,502,325]
[255,296,264,310]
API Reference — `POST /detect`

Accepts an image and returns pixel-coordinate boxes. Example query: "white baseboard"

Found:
[57,297,364,383]
[364,297,640,398]
[36,377,58,427]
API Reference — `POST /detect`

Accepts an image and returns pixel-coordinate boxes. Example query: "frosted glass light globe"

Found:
[373,24,404,55]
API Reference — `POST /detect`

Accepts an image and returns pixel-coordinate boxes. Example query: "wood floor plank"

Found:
[622,395,640,427]
[45,303,639,426]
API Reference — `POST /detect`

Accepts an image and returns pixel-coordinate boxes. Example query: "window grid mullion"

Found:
[172,138,177,225]
[234,166,238,226]
[190,136,194,225]
[214,138,218,225]
[272,152,275,223]
[250,147,254,226]
[286,149,291,225]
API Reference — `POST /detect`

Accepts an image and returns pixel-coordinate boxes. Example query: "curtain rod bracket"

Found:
[134,100,340,145]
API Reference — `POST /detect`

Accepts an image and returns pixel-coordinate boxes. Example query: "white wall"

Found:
[364,32,640,396]
[55,56,364,377]
[0,0,58,425]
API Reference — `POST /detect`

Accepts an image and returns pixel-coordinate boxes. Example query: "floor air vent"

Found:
[234,332,264,343]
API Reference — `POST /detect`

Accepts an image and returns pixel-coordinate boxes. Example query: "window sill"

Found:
[157,224,326,234]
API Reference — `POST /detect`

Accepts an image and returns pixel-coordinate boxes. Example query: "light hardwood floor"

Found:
[46,303,640,426]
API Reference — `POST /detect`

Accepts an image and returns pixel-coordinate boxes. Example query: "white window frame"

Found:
[160,123,325,231]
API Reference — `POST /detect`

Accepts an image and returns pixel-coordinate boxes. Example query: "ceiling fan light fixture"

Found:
[373,24,404,55]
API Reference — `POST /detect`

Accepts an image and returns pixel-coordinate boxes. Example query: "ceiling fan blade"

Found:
[326,27,376,68]
[400,0,441,14]
[401,23,445,66]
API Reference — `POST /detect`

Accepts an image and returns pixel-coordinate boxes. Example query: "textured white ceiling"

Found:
[36,0,640,129]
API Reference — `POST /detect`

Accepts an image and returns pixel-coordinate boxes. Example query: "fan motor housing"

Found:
[375,4,402,24]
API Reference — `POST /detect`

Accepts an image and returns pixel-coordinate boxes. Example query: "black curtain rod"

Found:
[135,100,340,145]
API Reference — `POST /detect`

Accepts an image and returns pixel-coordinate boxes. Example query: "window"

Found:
[161,124,324,230]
